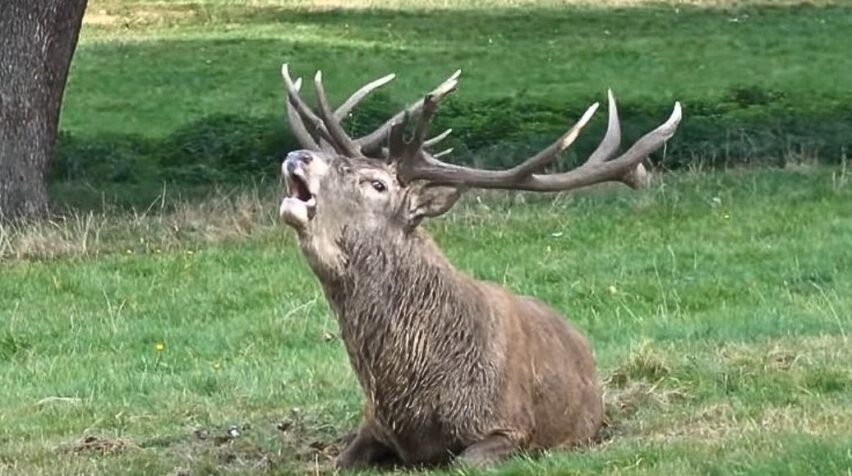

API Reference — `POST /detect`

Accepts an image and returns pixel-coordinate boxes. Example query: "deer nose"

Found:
[286,150,313,164]
[284,150,314,175]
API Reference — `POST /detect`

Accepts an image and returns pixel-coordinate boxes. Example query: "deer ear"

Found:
[405,184,462,228]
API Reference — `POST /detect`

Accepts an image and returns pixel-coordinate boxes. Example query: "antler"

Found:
[357,70,461,156]
[393,89,682,192]
[282,65,338,153]
[281,64,458,158]
[334,73,396,121]
[281,64,682,191]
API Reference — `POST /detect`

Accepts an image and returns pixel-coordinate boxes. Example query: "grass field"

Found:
[3,0,852,474]
[2,168,851,474]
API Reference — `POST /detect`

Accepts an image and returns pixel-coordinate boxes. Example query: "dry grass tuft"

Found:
[601,336,852,444]
[1,212,103,261]
[601,342,690,441]
[649,402,852,442]
[606,340,673,388]
[0,188,284,263]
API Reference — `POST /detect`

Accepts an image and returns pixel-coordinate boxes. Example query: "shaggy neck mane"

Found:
[317,227,494,424]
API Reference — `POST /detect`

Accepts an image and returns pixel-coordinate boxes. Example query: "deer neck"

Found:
[315,227,489,397]
[327,227,464,331]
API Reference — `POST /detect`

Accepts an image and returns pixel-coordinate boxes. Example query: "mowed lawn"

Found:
[2,0,852,474]
[2,169,851,474]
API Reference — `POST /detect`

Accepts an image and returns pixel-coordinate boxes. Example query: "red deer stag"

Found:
[277,65,681,469]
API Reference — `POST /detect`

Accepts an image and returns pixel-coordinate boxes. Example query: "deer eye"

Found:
[370,180,387,192]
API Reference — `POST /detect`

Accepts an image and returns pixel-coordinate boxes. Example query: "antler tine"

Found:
[424,128,452,148]
[432,148,453,159]
[281,64,338,147]
[398,94,682,193]
[334,73,396,121]
[602,101,682,189]
[587,89,621,164]
[507,102,599,177]
[386,91,450,170]
[588,89,648,188]
[583,89,651,189]
[285,77,321,150]
[408,94,440,153]
[314,70,363,157]
[357,70,461,155]
[585,89,649,188]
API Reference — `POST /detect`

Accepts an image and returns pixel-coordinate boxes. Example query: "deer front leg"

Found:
[335,425,398,470]
[455,433,520,468]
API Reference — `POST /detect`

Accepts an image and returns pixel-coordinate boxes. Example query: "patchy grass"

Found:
[2,167,851,474]
[0,186,277,261]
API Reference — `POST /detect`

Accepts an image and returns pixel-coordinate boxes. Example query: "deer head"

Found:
[278,65,681,276]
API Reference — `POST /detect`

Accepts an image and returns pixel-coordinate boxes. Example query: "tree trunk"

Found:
[0,0,88,222]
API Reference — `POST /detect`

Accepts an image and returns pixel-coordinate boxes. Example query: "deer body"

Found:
[312,228,601,465]
[277,66,681,468]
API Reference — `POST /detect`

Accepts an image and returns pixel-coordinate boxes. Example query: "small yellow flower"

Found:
[154,342,165,353]
[212,362,221,371]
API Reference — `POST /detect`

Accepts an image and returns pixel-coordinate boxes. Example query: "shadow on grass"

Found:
[52,88,852,210]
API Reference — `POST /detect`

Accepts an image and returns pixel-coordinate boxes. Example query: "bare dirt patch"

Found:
[62,435,138,455]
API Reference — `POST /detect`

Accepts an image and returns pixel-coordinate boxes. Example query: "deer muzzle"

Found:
[279,151,317,228]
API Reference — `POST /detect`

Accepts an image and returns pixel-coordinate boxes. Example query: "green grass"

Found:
[2,167,851,474]
[50,0,852,202]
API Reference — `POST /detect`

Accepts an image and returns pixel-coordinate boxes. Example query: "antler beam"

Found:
[394,91,682,192]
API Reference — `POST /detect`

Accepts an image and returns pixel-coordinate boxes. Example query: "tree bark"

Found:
[0,0,88,222]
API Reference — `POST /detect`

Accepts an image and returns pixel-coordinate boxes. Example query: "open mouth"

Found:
[287,173,313,202]
[283,170,317,217]
[280,153,319,228]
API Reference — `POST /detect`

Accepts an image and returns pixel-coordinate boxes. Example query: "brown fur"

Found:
[279,152,603,469]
